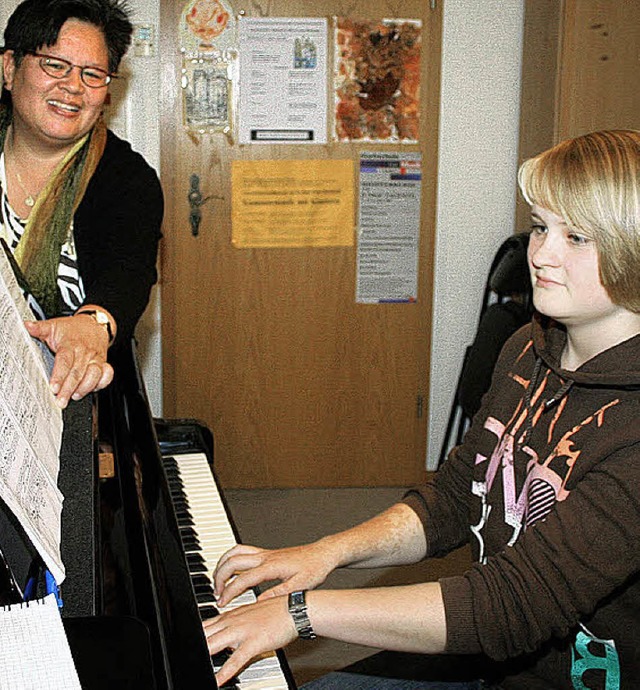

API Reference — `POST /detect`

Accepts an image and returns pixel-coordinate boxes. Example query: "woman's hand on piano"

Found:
[213,542,338,607]
[203,595,297,686]
[24,316,114,408]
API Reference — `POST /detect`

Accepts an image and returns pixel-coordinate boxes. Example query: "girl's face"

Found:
[2,19,109,150]
[527,205,624,329]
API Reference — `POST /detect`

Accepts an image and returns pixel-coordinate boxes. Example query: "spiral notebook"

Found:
[0,594,80,689]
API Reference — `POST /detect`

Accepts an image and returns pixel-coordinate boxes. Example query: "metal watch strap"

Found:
[288,590,316,640]
[76,309,114,344]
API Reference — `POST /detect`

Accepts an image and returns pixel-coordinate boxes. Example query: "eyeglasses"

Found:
[29,52,116,88]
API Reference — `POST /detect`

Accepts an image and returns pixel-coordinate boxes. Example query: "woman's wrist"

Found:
[74,305,116,346]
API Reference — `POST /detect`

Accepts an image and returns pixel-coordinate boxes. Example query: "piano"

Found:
[57,343,297,689]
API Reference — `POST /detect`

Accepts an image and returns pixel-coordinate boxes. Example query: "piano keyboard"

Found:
[163,452,293,690]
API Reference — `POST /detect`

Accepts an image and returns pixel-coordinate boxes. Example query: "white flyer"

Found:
[356,152,422,303]
[238,17,328,144]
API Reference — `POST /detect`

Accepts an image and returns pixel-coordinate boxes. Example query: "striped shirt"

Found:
[0,152,85,316]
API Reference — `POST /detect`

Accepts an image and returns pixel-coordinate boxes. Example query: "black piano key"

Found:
[179,524,198,537]
[199,605,219,619]
[181,535,201,549]
[189,562,208,574]
[182,536,201,550]
[212,650,230,666]
[193,580,213,594]
[210,650,240,689]
[191,573,211,585]
[187,552,207,570]
[192,574,215,602]
[189,566,207,577]
[196,591,216,604]
[162,452,289,687]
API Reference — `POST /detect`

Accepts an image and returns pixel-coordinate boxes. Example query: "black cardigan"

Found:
[73,129,163,344]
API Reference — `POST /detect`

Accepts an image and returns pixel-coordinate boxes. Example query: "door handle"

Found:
[188,173,215,237]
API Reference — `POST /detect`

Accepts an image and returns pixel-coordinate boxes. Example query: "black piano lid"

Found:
[98,343,219,689]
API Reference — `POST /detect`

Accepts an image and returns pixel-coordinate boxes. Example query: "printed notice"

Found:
[232,159,354,247]
[356,152,422,303]
[238,17,328,144]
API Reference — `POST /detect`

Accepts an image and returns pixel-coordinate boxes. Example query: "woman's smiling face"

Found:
[3,19,110,150]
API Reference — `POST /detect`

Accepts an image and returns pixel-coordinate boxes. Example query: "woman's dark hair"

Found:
[3,0,132,73]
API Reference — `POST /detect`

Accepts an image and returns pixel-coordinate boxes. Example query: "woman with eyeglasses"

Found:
[0,0,162,408]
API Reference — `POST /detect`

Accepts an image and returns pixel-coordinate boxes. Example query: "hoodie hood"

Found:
[531,312,640,389]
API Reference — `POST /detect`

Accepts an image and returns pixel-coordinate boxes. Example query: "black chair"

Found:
[437,233,532,467]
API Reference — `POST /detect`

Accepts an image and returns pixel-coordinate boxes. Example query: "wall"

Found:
[109,0,163,414]
[1,0,525,467]
[426,0,525,470]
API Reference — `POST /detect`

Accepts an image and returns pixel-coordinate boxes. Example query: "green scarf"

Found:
[0,104,106,316]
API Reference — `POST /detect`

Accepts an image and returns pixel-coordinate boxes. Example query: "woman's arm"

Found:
[74,131,163,344]
[205,582,447,687]
[214,502,428,606]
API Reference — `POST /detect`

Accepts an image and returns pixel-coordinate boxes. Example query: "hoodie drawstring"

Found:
[518,357,573,449]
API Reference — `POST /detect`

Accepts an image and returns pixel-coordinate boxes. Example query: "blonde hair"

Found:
[518,130,640,312]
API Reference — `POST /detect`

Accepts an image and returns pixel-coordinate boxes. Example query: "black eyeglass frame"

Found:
[28,51,117,88]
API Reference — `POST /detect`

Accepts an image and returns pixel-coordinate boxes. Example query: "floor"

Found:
[224,487,471,687]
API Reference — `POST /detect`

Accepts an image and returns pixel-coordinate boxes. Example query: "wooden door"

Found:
[159,0,442,488]
[517,0,640,229]
[557,0,640,140]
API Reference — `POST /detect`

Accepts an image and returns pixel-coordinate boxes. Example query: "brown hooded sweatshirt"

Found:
[405,314,640,689]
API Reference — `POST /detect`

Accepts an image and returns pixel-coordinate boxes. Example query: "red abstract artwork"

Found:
[334,18,421,142]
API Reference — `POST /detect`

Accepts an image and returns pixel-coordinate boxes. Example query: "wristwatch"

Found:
[75,309,114,345]
[288,590,316,640]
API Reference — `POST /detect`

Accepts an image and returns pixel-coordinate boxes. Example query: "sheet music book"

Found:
[0,594,81,689]
[0,248,65,584]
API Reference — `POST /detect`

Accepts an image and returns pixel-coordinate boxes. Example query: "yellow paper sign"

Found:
[231,159,354,247]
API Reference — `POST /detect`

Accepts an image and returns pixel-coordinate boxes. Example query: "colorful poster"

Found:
[334,18,421,143]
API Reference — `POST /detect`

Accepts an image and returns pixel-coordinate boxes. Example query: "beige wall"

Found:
[427,1,524,468]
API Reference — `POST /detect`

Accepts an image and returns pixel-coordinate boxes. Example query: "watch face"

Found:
[290,591,305,608]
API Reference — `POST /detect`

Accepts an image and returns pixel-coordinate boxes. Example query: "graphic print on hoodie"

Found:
[471,325,625,689]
